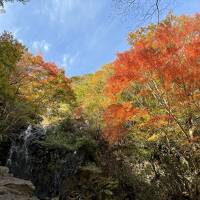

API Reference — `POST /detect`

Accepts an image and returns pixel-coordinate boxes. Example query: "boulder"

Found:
[0,166,38,200]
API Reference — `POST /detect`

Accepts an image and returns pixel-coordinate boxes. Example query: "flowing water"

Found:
[6,125,85,199]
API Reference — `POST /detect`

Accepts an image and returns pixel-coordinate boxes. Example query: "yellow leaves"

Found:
[147,134,160,142]
[143,114,172,129]
[193,90,200,100]
[103,14,200,143]
[128,23,156,46]
[72,65,113,126]
[12,52,75,124]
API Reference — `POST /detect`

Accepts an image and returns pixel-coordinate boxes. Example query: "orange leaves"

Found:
[103,103,135,124]
[143,114,173,129]
[15,52,74,114]
[73,106,83,119]
[107,14,200,96]
[33,55,59,77]
[103,14,200,143]
[29,54,60,81]
[109,14,200,97]
[21,53,70,87]
[103,103,142,143]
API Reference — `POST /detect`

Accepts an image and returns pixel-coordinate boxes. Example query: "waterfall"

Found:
[24,125,32,161]
[6,125,45,178]
[24,125,32,140]
[5,123,86,199]
[7,125,33,169]
[6,144,16,167]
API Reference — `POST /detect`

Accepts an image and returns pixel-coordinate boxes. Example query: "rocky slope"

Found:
[2,119,135,199]
[6,124,90,199]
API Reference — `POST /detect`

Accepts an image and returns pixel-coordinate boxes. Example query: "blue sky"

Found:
[0,0,200,77]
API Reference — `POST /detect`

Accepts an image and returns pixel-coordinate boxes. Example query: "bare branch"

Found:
[113,0,175,25]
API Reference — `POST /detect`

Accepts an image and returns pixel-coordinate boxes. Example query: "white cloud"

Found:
[61,52,80,75]
[38,0,100,25]
[62,52,79,67]
[38,0,79,23]
[32,40,51,52]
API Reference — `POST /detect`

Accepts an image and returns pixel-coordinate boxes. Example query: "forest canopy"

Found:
[0,1,200,199]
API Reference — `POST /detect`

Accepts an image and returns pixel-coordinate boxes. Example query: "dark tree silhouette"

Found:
[0,0,28,8]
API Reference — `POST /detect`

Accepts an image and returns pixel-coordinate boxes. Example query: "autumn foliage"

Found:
[103,103,136,142]
[104,14,200,142]
[16,53,74,112]
[0,32,74,135]
[1,12,200,200]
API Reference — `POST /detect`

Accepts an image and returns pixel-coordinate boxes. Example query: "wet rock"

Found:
[7,125,86,199]
[0,139,11,166]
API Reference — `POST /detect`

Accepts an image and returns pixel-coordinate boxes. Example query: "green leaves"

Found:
[0,32,75,139]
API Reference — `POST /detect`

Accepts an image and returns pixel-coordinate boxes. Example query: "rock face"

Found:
[0,139,11,166]
[0,166,38,200]
[7,125,86,199]
[3,121,136,200]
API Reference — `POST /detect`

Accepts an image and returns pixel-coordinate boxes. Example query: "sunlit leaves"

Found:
[16,53,75,123]
[72,64,113,128]
[103,103,147,142]
[0,32,75,135]
[104,14,200,143]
